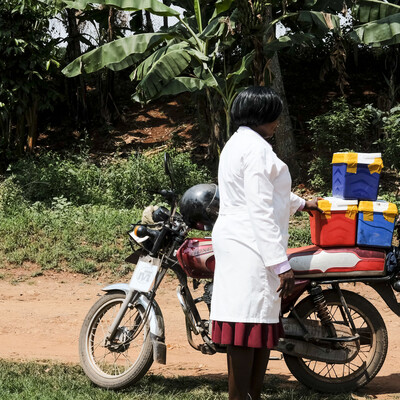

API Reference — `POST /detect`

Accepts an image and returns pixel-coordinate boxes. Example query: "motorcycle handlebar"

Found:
[159,189,177,201]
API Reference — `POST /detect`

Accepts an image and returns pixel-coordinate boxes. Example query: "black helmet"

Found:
[179,184,219,231]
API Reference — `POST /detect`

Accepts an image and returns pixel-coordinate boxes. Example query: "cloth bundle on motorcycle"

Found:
[287,245,386,278]
[309,197,358,247]
[357,201,398,248]
[332,152,383,200]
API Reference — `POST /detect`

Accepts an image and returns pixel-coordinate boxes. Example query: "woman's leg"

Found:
[248,347,270,400]
[227,345,255,400]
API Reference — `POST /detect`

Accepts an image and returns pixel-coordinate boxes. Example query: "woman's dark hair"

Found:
[230,86,283,127]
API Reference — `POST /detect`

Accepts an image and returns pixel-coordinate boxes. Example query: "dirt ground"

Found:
[1,268,400,399]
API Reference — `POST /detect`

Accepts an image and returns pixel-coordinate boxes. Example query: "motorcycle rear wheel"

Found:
[79,292,153,389]
[284,289,388,393]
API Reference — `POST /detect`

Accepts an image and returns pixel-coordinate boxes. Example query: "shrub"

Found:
[0,150,213,273]
[308,99,382,192]
[8,151,212,209]
[0,178,26,215]
[381,106,400,171]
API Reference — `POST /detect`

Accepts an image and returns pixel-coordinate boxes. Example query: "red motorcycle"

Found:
[79,154,400,393]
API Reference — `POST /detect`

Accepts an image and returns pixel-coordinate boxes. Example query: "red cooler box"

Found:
[310,197,358,247]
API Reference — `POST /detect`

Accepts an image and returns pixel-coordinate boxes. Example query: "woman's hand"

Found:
[303,197,324,216]
[277,269,295,298]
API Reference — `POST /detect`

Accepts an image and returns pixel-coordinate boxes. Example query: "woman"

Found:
[210,87,319,400]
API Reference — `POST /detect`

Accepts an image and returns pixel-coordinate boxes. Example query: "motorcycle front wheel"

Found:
[284,289,388,393]
[79,292,153,389]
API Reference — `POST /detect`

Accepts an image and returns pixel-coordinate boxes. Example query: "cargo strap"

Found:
[368,157,383,174]
[332,153,358,173]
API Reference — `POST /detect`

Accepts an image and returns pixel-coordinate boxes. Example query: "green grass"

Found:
[0,149,214,275]
[0,204,141,275]
[288,213,312,248]
[0,360,357,400]
[0,205,312,275]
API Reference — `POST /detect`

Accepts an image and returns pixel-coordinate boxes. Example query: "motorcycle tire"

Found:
[79,292,154,389]
[284,289,388,393]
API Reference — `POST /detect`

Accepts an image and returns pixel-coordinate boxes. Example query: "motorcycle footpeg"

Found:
[198,343,216,355]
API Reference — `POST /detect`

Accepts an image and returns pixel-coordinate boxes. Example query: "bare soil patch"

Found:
[1,268,400,398]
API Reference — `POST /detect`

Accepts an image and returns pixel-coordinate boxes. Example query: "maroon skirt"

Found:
[212,320,284,349]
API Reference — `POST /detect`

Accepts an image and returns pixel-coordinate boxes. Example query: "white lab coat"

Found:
[210,126,303,323]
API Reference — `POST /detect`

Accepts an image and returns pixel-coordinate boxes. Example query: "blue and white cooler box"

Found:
[332,152,383,200]
[357,201,398,248]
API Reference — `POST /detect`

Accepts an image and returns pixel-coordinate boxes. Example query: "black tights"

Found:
[227,345,270,400]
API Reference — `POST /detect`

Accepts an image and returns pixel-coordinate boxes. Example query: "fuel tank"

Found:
[288,245,387,278]
[176,238,215,279]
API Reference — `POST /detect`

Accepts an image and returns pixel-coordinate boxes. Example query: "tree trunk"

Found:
[0,113,12,173]
[99,7,117,124]
[270,53,299,177]
[145,11,154,32]
[261,6,299,178]
[65,8,88,124]
[26,99,39,152]
[205,89,224,165]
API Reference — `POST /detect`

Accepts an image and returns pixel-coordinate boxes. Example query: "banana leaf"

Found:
[226,51,254,86]
[297,11,341,34]
[107,54,142,71]
[131,42,189,80]
[349,12,400,45]
[194,0,203,33]
[264,32,317,52]
[62,33,175,77]
[199,15,229,40]
[135,49,193,100]
[131,42,208,81]
[61,0,180,16]
[304,0,349,12]
[353,0,400,23]
[153,76,207,99]
[214,0,235,16]
[169,0,194,14]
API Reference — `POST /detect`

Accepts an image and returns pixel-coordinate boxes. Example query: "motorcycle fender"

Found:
[102,283,167,365]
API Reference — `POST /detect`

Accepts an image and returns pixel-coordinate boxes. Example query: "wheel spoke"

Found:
[288,291,387,389]
[82,295,152,379]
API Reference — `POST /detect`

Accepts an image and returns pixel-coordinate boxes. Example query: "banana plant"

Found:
[62,0,256,150]
[350,0,400,46]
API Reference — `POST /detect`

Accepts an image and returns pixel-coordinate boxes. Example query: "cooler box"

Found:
[357,201,398,248]
[332,152,383,200]
[310,197,358,247]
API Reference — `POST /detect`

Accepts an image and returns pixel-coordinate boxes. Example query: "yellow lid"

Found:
[359,201,398,223]
[318,197,358,220]
[332,152,383,174]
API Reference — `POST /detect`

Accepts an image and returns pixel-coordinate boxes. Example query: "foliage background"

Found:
[1,0,400,275]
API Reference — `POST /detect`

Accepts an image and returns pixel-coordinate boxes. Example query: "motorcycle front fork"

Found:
[106,267,168,344]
